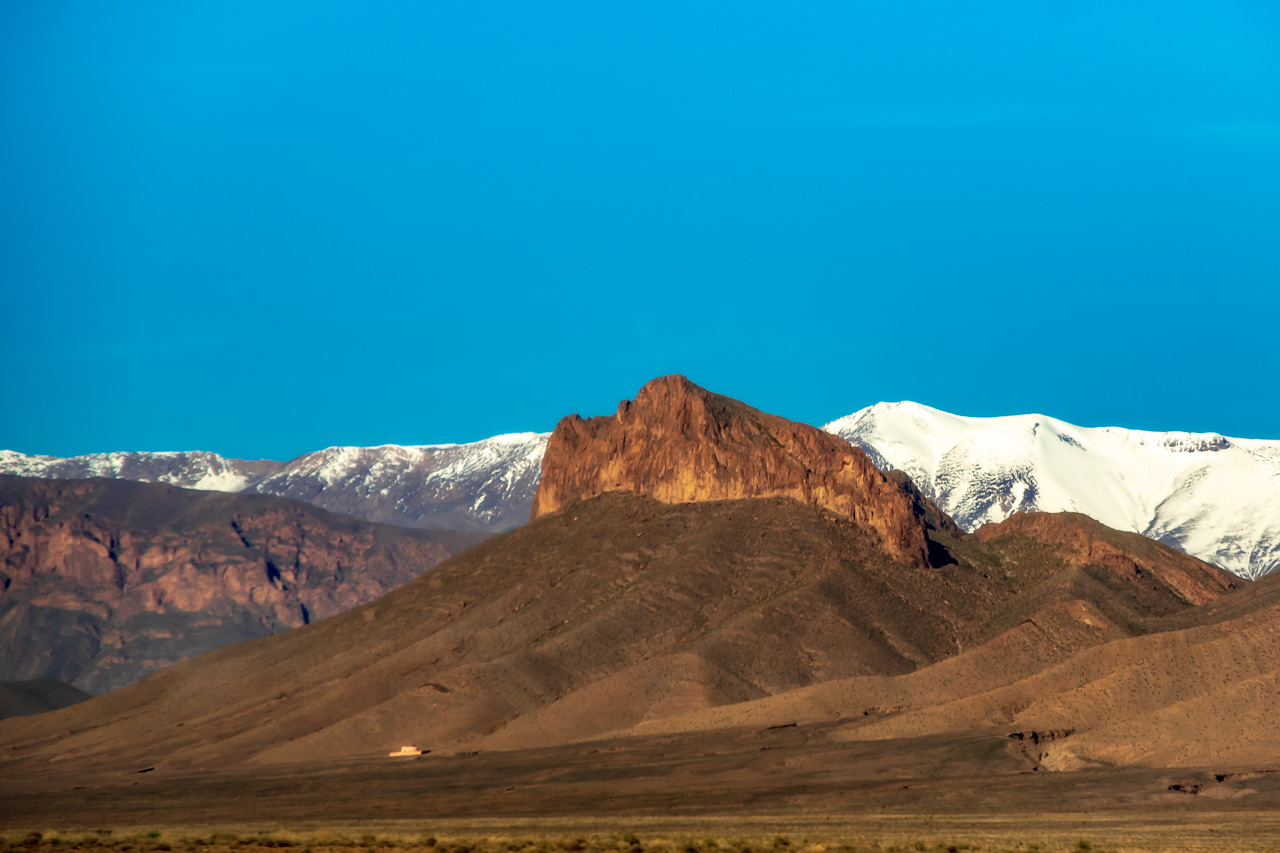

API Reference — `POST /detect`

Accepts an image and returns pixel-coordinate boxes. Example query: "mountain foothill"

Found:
[3,375,1279,824]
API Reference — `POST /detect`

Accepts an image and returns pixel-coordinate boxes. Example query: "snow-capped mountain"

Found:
[0,449,282,492]
[246,432,549,531]
[0,432,550,533]
[7,403,1277,578]
[824,402,1280,580]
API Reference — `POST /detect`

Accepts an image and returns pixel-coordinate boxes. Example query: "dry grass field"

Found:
[5,815,1280,853]
[5,724,1280,853]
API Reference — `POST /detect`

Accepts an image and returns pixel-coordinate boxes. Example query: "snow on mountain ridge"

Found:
[0,432,551,533]
[6,406,1275,577]
[0,449,261,492]
[823,401,1280,580]
[242,432,550,530]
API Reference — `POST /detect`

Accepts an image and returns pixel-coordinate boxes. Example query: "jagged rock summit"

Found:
[532,375,932,565]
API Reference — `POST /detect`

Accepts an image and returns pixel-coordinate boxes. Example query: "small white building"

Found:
[388,745,422,757]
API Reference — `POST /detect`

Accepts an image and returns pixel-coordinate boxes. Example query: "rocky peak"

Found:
[531,375,933,565]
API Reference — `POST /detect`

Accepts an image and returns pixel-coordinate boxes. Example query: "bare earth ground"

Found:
[5,723,1280,852]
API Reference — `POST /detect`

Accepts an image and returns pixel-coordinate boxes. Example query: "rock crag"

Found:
[532,375,931,565]
[0,476,486,693]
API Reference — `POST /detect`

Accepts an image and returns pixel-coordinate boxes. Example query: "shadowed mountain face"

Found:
[0,678,90,721]
[0,476,487,693]
[534,375,933,566]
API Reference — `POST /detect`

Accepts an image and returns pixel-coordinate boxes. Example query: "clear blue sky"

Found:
[4,2,1278,460]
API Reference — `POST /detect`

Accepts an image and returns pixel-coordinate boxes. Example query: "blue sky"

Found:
[4,2,1278,460]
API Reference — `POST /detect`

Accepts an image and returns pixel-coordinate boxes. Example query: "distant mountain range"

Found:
[0,432,549,533]
[3,404,1277,578]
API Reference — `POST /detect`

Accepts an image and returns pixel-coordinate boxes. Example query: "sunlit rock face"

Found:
[532,375,932,566]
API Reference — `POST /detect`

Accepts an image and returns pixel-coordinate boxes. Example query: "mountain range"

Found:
[3,376,1273,827]
[4,401,1276,578]
[0,432,548,534]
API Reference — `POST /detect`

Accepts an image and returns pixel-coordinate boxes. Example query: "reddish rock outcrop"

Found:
[531,375,932,565]
[974,511,1238,606]
[0,476,486,693]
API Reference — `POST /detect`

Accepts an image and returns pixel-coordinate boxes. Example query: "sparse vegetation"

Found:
[1,826,1276,853]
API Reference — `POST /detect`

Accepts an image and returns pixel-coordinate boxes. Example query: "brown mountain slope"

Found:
[814,590,1280,771]
[604,518,1262,771]
[0,493,1005,778]
[559,513,1244,743]
[601,596,1280,772]
[0,476,487,693]
[0,497,1237,781]
[1151,558,1280,631]
[533,375,932,565]
[975,511,1237,605]
[960,510,1238,644]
